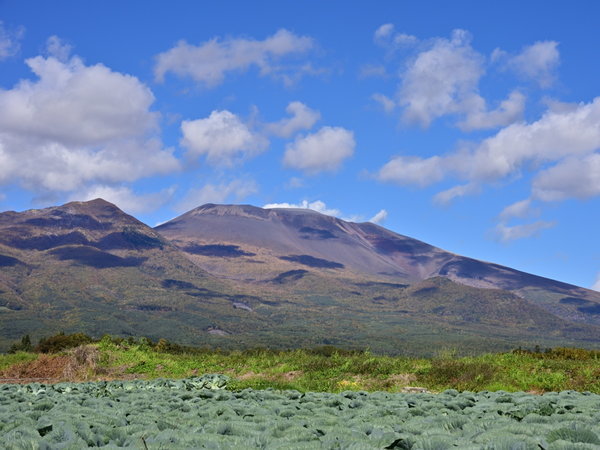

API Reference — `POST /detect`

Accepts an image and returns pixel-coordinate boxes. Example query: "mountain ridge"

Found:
[157,203,599,296]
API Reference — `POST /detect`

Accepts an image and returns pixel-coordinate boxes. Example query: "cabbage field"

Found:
[2,376,600,449]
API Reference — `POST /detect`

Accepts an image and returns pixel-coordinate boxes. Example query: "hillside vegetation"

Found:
[1,334,599,394]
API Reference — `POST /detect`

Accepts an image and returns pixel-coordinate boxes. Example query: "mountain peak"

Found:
[182,203,275,220]
[71,198,117,208]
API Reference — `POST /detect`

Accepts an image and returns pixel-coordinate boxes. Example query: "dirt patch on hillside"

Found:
[279,370,303,381]
[237,371,262,380]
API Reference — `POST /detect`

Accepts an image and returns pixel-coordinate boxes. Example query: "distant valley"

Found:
[1,199,599,355]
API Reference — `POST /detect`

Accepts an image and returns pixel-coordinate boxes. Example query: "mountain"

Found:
[0,199,271,351]
[1,199,599,355]
[156,203,600,326]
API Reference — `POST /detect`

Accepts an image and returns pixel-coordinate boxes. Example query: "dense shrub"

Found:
[8,335,33,354]
[36,332,93,353]
[420,359,498,390]
[513,347,600,360]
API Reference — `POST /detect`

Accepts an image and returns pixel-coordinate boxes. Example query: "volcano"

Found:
[0,199,599,355]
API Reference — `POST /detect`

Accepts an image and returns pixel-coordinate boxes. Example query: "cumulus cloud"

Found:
[374,24,395,42]
[371,93,396,113]
[180,110,268,167]
[373,28,525,130]
[433,183,480,205]
[498,199,538,221]
[458,90,526,131]
[265,101,320,138]
[0,22,24,61]
[154,29,314,87]
[373,24,418,48]
[397,29,485,128]
[494,221,555,242]
[76,185,176,215]
[0,45,179,193]
[176,179,258,212]
[378,97,600,191]
[506,41,560,88]
[369,209,388,224]
[45,35,72,62]
[283,126,355,174]
[532,154,600,202]
[377,155,444,187]
[462,97,600,181]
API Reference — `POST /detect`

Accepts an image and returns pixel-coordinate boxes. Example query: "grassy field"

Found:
[1,337,599,394]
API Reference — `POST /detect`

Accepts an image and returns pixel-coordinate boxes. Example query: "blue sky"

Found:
[0,1,599,290]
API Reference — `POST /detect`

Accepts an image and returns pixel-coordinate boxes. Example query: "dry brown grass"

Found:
[62,345,100,381]
[0,354,70,383]
[0,345,103,383]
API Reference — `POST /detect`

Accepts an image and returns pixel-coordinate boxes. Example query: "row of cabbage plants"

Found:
[1,376,600,448]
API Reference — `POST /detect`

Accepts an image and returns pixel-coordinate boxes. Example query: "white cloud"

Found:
[592,273,600,292]
[533,153,600,202]
[542,97,580,114]
[371,93,396,113]
[373,28,524,130]
[176,179,258,212]
[265,101,320,138]
[0,48,179,193]
[433,183,480,205]
[397,29,485,128]
[507,41,560,88]
[494,221,555,242]
[264,200,384,224]
[283,126,355,174]
[374,24,418,48]
[76,185,176,215]
[498,199,538,221]
[462,97,600,181]
[374,24,395,42]
[154,29,314,87]
[0,22,24,61]
[264,200,341,217]
[0,55,156,145]
[180,110,268,167]
[369,209,388,224]
[377,155,444,187]
[45,35,72,62]
[458,90,526,131]
[378,97,600,191]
